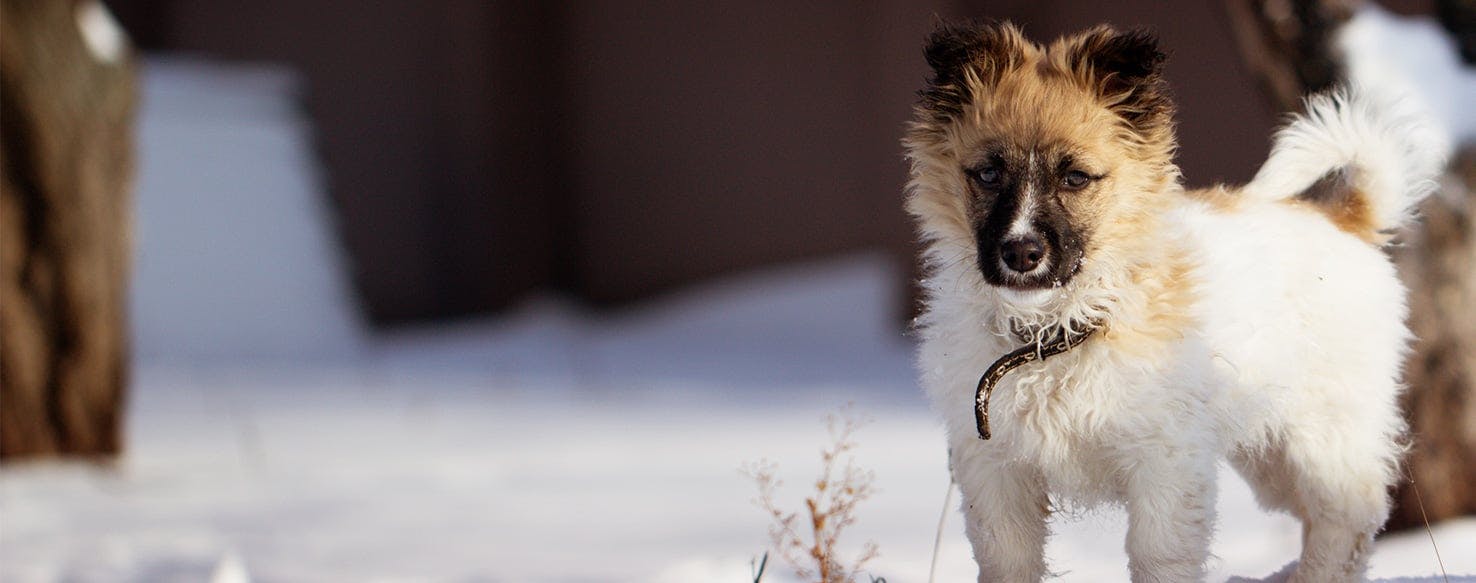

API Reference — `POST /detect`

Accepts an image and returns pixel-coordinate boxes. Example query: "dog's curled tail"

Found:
[1243,87,1448,244]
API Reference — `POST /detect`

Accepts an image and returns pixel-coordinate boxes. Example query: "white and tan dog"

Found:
[905,22,1446,582]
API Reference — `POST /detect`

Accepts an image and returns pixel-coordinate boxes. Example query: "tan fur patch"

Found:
[1304,194,1381,243]
[1289,195,1380,243]
[1101,247,1198,361]
[1288,170,1382,243]
[1185,185,1244,213]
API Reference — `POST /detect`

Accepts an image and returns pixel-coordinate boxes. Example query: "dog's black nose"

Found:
[1000,237,1045,273]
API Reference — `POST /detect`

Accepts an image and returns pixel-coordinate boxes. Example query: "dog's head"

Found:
[906,22,1179,298]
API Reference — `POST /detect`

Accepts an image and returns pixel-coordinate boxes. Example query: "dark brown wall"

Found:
[561,2,939,303]
[136,1,566,322]
[106,1,1305,325]
[107,0,947,323]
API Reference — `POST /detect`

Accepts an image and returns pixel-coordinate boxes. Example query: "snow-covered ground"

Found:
[2,255,1473,582]
[3,43,1474,582]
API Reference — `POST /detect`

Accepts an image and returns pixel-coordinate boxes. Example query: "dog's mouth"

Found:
[994,265,1079,292]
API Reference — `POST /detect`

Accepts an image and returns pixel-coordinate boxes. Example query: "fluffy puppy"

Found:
[905,22,1446,582]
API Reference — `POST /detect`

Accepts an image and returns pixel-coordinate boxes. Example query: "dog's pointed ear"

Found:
[1068,27,1165,89]
[921,21,1026,117]
[1064,27,1172,131]
[923,23,983,86]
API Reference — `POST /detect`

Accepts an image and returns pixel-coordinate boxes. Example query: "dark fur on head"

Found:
[1063,26,1172,133]
[919,22,1172,139]
[920,21,1027,121]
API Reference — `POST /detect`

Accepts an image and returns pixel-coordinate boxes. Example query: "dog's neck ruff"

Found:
[975,323,1100,440]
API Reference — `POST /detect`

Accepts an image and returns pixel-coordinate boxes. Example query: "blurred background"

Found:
[93,0,1292,326]
[1,0,1473,581]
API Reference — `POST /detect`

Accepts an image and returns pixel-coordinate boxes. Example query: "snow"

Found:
[130,58,367,364]
[3,56,1474,583]
[75,1,125,65]
[4,254,1472,582]
[1339,4,1476,153]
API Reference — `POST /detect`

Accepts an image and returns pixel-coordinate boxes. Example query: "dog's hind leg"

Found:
[951,446,1050,582]
[1279,414,1403,583]
[1282,452,1388,581]
[1229,442,1372,581]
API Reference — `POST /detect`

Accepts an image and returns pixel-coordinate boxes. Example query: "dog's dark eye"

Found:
[974,167,1002,187]
[1062,170,1091,190]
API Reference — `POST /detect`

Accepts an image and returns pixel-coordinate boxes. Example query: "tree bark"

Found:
[0,0,137,459]
[1390,150,1476,531]
[1225,0,1476,531]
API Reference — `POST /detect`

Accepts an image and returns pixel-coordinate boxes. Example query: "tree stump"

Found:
[0,0,137,459]
[1391,150,1476,530]
[1226,0,1476,531]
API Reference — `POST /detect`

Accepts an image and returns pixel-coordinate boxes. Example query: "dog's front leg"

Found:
[1121,445,1217,583]
[952,447,1049,582]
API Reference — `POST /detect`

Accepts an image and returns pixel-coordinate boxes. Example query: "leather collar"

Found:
[974,323,1099,440]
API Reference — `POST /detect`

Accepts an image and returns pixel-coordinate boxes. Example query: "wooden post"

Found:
[0,0,137,458]
[1390,149,1476,531]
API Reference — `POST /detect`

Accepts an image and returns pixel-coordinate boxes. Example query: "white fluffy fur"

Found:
[914,90,1445,582]
[1244,88,1447,231]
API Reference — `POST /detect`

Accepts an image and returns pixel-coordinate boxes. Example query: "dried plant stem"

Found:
[928,479,953,583]
[744,407,880,583]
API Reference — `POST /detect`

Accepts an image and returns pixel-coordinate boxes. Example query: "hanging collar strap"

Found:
[975,324,1099,440]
